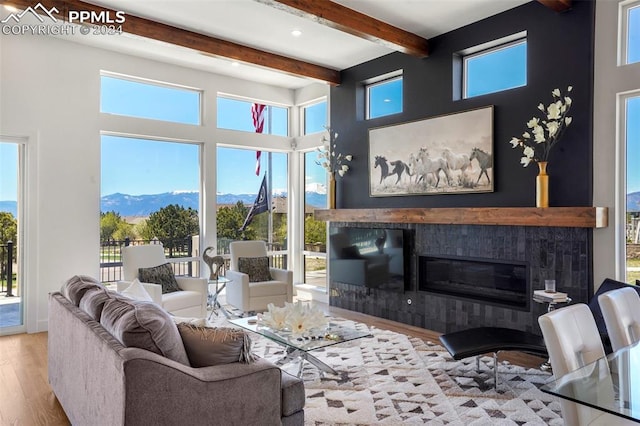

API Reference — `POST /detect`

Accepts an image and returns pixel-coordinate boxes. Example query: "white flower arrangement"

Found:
[316,126,352,177]
[509,86,573,167]
[259,301,329,337]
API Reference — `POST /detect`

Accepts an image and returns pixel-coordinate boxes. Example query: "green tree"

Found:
[135,218,153,240]
[147,204,199,255]
[216,201,256,242]
[113,221,135,241]
[100,211,123,241]
[0,212,17,245]
[304,215,326,245]
[0,212,17,277]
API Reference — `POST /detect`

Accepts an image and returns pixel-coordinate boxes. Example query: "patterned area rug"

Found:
[246,317,564,425]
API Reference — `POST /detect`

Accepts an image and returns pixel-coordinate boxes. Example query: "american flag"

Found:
[251,103,266,175]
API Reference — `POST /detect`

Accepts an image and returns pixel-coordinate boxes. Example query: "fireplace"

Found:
[418,255,530,310]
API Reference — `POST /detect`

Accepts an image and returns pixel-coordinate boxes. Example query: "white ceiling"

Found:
[73,0,530,89]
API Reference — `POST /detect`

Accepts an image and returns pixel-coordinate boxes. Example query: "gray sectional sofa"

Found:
[48,276,305,426]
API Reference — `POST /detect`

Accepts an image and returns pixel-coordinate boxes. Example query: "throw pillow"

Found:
[138,263,181,294]
[176,323,256,367]
[60,275,103,306]
[120,278,154,302]
[237,256,272,282]
[100,297,190,366]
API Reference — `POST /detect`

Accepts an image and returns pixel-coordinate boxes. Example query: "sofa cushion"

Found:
[238,256,272,282]
[79,287,113,321]
[176,321,256,367]
[138,263,181,294]
[100,297,190,365]
[61,275,103,306]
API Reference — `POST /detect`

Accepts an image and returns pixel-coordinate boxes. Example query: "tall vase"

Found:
[328,174,336,209]
[536,161,549,208]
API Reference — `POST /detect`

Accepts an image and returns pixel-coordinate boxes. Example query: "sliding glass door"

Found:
[0,140,23,332]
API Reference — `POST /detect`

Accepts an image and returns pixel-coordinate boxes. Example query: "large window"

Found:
[217,96,288,136]
[100,74,201,125]
[100,135,201,282]
[625,95,640,283]
[367,74,403,119]
[303,150,328,286]
[216,147,288,264]
[622,1,640,65]
[463,39,527,98]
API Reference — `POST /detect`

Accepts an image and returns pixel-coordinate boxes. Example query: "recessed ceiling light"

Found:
[291,29,302,37]
[4,5,18,12]
[231,61,240,67]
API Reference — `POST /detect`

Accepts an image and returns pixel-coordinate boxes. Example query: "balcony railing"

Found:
[100,237,288,284]
[0,241,15,296]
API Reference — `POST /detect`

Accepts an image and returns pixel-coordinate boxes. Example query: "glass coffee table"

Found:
[229,316,372,376]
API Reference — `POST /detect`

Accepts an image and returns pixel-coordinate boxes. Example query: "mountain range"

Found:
[2,191,640,218]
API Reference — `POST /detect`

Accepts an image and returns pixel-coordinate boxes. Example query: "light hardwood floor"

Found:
[0,303,545,425]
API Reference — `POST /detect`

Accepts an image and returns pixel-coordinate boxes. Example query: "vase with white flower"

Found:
[509,86,573,207]
[316,127,352,209]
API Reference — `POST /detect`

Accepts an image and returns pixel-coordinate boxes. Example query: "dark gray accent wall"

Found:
[330,0,595,209]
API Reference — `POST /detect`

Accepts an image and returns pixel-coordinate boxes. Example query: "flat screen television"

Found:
[329,227,411,292]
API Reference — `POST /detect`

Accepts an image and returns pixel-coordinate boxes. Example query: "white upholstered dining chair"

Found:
[225,240,293,313]
[118,244,208,318]
[538,304,635,426]
[599,287,640,352]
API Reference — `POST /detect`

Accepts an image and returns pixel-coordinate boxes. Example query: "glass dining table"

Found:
[540,340,640,422]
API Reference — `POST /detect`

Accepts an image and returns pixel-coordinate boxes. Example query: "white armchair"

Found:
[117,244,208,318]
[225,240,293,313]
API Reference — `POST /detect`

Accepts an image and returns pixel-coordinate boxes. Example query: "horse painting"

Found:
[469,147,492,185]
[442,148,470,174]
[374,155,412,185]
[409,148,451,188]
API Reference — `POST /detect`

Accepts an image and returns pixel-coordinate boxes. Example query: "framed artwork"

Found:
[368,106,494,197]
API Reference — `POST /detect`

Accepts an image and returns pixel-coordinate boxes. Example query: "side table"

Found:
[533,293,572,371]
[208,276,231,320]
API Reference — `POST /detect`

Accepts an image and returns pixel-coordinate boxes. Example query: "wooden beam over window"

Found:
[2,0,341,85]
[536,0,572,12]
[257,0,429,58]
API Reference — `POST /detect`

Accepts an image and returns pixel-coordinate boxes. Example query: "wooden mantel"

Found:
[314,207,608,228]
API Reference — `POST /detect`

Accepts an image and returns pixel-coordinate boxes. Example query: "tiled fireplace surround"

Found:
[329,221,592,336]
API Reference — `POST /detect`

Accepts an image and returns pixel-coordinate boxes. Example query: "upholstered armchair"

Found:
[225,240,293,313]
[599,287,640,352]
[117,244,208,318]
[538,304,628,426]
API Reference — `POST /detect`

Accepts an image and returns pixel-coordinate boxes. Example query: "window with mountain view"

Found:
[216,146,288,264]
[304,150,328,287]
[100,135,201,282]
[626,95,640,283]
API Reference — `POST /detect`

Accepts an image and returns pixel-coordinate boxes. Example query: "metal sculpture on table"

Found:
[202,246,225,280]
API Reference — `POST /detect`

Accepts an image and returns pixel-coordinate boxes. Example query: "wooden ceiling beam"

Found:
[2,0,341,85]
[536,0,572,13]
[257,0,429,58]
